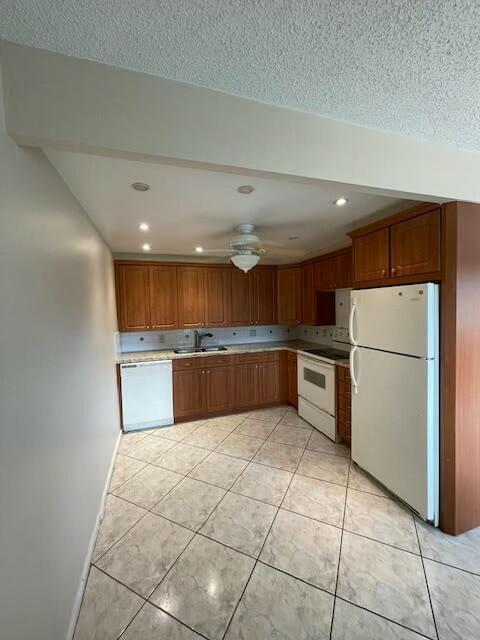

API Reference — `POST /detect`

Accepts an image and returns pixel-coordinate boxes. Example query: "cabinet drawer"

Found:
[173,357,203,371]
[259,351,280,362]
[235,352,262,364]
[202,354,235,367]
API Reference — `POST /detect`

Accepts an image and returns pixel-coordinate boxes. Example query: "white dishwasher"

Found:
[120,360,173,432]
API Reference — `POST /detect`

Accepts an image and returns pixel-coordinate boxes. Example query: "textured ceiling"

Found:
[1,1,480,151]
[45,149,407,261]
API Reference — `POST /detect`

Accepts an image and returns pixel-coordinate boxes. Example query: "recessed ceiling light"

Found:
[131,182,150,192]
[142,243,151,251]
[138,222,149,231]
[237,185,255,195]
[195,246,204,253]
[334,197,348,206]
[288,235,299,240]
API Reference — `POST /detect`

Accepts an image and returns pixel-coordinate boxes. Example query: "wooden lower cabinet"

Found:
[287,352,298,408]
[206,365,236,415]
[259,360,281,404]
[336,365,351,445]
[235,363,260,410]
[173,368,207,421]
[173,351,286,421]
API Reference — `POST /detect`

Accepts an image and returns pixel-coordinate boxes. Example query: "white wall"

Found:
[2,42,480,203]
[0,60,120,640]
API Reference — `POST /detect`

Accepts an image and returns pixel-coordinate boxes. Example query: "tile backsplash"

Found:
[119,324,300,352]
[119,289,352,353]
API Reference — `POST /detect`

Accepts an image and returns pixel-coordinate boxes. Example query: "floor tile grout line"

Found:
[148,602,211,640]
[414,517,440,640]
[104,488,434,567]
[329,457,351,640]
[117,600,149,640]
[334,595,437,640]
[220,448,299,640]
[97,441,222,566]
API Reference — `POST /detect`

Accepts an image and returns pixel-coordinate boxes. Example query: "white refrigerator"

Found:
[349,283,439,525]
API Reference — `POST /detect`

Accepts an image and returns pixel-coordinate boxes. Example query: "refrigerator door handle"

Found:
[349,302,358,346]
[350,346,359,394]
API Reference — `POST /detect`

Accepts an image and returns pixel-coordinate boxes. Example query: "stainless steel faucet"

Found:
[194,330,213,349]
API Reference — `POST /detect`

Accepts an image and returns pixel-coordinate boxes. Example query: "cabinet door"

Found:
[390,210,441,278]
[277,267,302,325]
[235,363,259,409]
[206,365,236,415]
[177,267,205,328]
[204,268,231,327]
[259,361,281,404]
[117,264,151,331]
[302,263,315,325]
[353,228,390,283]
[231,269,252,325]
[287,358,298,408]
[314,257,335,290]
[149,265,178,330]
[252,268,277,325]
[334,251,352,289]
[173,369,207,421]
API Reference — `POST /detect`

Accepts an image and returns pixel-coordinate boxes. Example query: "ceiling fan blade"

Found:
[260,247,306,257]
[198,248,235,254]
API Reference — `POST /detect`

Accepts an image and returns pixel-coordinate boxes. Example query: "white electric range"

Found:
[296,347,349,441]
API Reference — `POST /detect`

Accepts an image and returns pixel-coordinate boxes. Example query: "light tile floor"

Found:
[74,406,480,640]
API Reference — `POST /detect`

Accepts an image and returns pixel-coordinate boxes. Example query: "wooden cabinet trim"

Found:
[347,202,439,239]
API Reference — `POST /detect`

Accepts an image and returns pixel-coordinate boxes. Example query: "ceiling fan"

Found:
[198,223,300,272]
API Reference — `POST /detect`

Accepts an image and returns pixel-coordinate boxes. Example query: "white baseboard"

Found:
[66,429,122,640]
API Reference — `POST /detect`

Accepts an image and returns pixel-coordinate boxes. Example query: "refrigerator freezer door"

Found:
[351,283,438,358]
[351,347,438,523]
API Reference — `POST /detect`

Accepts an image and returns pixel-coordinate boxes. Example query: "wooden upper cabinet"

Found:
[149,265,178,330]
[231,269,251,325]
[334,251,353,289]
[314,257,336,290]
[204,268,231,327]
[353,228,390,283]
[117,264,151,331]
[277,267,302,325]
[302,263,315,325]
[252,268,277,325]
[390,210,441,278]
[177,266,205,328]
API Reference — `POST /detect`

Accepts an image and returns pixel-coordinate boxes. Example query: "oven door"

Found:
[297,354,336,417]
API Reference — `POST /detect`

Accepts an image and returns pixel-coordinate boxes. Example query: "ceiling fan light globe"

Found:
[230,253,260,272]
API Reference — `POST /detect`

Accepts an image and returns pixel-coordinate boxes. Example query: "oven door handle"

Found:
[298,354,333,368]
[349,346,359,395]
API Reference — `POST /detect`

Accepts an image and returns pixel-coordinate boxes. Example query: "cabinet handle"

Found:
[202,370,206,374]
[381,269,387,277]
[207,370,211,374]
[391,266,397,275]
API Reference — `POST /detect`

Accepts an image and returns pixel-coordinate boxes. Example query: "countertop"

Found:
[117,339,350,368]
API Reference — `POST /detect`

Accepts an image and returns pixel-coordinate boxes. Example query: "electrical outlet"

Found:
[249,329,257,337]
[158,334,165,344]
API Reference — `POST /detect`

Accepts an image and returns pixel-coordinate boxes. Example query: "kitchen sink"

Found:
[173,346,228,354]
